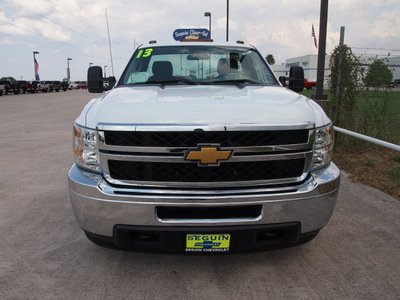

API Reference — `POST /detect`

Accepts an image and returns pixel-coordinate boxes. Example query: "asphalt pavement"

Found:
[0,90,399,299]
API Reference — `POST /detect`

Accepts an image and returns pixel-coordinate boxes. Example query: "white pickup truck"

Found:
[68,40,340,254]
[68,81,78,90]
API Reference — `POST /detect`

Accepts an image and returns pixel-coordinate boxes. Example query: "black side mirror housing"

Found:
[279,76,287,87]
[88,66,116,93]
[288,66,304,92]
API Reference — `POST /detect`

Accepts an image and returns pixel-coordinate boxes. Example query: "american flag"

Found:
[312,25,318,49]
[34,58,40,80]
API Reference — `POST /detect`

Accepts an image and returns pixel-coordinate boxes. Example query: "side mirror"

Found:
[288,66,304,92]
[279,76,287,87]
[87,66,117,93]
[105,76,116,91]
[88,66,104,93]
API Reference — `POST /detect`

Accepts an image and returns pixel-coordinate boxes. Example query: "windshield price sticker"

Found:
[136,48,153,59]
[186,234,230,253]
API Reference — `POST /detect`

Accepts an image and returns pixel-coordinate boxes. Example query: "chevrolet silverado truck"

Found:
[39,81,50,92]
[68,41,340,254]
[10,80,29,94]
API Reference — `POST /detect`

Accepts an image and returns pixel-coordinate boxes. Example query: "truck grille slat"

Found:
[108,159,305,182]
[104,130,309,147]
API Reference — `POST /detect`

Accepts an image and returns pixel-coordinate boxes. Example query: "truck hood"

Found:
[80,85,330,129]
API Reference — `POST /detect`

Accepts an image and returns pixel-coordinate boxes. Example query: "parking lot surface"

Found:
[0,90,399,299]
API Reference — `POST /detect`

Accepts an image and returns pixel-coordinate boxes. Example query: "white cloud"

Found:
[1,0,399,80]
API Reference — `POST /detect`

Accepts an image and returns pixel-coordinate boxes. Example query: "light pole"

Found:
[204,12,211,39]
[104,65,107,77]
[226,0,229,42]
[33,51,39,81]
[67,58,72,80]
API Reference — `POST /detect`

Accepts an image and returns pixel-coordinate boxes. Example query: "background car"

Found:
[68,81,78,90]
[77,81,87,89]
[391,79,400,88]
[0,80,11,95]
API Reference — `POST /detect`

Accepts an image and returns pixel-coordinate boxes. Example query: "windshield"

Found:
[119,45,278,86]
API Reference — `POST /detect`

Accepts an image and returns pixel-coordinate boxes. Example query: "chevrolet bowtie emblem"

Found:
[185,146,232,166]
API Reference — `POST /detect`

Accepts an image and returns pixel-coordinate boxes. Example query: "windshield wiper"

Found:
[146,78,199,85]
[211,79,262,85]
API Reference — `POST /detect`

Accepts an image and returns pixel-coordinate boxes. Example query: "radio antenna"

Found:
[105,8,115,76]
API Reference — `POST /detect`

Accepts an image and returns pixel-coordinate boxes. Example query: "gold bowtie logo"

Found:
[185,146,232,165]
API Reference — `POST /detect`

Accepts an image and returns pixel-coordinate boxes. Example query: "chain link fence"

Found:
[330,51,400,146]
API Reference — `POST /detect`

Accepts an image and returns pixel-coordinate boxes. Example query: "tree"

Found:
[363,59,393,88]
[328,44,360,127]
[265,54,275,65]
[0,76,16,81]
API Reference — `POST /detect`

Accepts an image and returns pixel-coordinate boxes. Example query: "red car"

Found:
[77,81,88,89]
[304,78,316,90]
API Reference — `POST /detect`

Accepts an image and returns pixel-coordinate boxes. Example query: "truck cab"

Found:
[68,40,340,253]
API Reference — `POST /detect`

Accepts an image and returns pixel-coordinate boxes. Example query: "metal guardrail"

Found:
[334,126,400,152]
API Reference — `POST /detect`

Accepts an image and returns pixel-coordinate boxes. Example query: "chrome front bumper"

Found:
[68,163,341,237]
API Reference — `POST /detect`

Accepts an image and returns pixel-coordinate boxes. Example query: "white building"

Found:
[271,54,330,82]
[271,54,400,83]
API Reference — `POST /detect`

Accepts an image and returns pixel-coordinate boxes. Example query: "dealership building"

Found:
[270,54,330,82]
[271,54,400,83]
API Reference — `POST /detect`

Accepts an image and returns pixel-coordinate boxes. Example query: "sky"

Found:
[1,0,399,81]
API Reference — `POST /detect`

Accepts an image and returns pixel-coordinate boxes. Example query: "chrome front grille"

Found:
[97,123,315,188]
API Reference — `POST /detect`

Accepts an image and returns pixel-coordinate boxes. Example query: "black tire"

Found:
[311,84,316,90]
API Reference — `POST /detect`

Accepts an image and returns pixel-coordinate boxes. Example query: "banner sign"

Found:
[173,28,210,41]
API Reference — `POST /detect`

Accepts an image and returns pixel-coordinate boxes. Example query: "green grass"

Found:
[393,155,400,163]
[364,156,376,168]
[387,167,400,181]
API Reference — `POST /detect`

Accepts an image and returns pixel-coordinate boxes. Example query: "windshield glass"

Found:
[119,45,278,86]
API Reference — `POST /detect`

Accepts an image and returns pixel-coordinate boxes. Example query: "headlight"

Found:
[73,124,101,172]
[312,123,334,170]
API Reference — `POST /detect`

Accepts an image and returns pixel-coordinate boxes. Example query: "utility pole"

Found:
[67,58,72,80]
[226,0,229,42]
[312,0,329,113]
[105,8,115,76]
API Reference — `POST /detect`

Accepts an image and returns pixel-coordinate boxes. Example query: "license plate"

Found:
[185,234,230,253]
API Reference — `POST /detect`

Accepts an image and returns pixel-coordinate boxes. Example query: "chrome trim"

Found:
[97,144,314,153]
[102,173,311,188]
[98,176,315,196]
[156,216,263,224]
[99,151,312,163]
[96,122,315,132]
